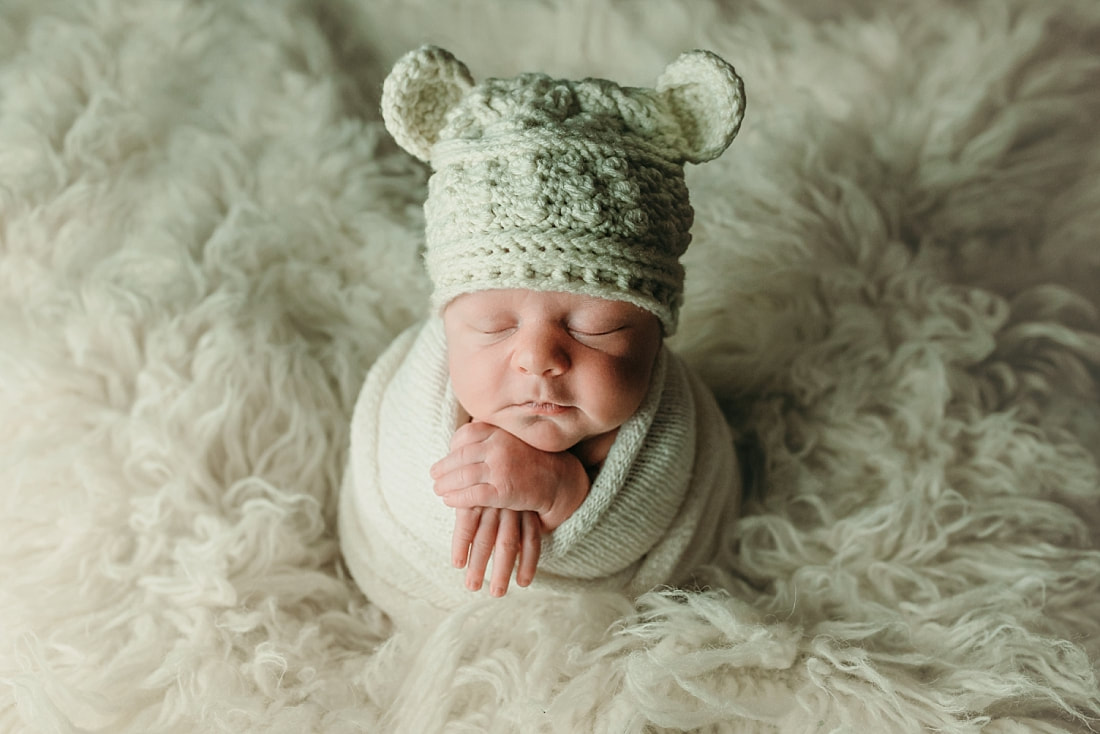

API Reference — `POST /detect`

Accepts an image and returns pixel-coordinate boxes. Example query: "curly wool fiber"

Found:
[1,0,1099,732]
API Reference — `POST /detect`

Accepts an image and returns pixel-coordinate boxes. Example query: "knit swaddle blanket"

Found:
[339,318,740,619]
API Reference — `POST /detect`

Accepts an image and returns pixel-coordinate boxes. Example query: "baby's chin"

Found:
[481,414,583,453]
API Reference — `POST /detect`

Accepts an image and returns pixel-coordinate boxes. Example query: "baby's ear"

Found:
[656,50,746,164]
[382,46,474,163]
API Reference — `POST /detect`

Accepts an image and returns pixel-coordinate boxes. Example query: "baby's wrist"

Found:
[538,454,590,532]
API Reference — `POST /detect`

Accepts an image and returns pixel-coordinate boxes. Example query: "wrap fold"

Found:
[339,318,740,619]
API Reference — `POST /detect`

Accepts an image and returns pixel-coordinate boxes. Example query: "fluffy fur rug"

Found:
[2,0,1099,731]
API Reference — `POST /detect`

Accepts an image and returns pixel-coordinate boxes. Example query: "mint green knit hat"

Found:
[382,46,745,334]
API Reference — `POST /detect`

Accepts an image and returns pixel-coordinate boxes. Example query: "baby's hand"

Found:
[430,421,590,531]
[451,507,540,597]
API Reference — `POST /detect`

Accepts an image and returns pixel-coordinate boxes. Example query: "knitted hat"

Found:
[382,46,745,333]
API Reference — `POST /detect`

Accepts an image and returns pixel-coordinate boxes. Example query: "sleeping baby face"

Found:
[443,289,662,454]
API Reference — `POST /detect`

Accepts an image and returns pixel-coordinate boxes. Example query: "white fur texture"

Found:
[1,0,1099,732]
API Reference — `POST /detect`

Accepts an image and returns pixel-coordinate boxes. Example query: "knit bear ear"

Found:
[382,46,474,163]
[656,50,746,164]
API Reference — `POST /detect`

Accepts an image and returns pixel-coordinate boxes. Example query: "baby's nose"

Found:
[514,328,570,376]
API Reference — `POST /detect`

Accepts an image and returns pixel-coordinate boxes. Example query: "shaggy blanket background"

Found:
[2,0,1099,731]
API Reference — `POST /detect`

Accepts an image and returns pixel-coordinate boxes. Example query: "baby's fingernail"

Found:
[490,586,505,597]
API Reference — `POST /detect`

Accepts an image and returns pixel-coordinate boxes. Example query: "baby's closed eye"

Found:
[566,317,634,346]
[568,323,625,337]
[468,319,516,336]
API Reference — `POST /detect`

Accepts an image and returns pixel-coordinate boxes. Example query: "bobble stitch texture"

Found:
[383,46,745,333]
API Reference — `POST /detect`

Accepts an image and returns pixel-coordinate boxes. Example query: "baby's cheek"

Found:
[585,364,647,427]
[450,377,487,422]
[613,356,654,398]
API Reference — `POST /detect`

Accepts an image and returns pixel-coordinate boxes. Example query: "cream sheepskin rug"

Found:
[2,1,1099,732]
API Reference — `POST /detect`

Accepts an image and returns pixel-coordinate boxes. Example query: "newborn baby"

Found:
[434,289,662,597]
[339,46,746,621]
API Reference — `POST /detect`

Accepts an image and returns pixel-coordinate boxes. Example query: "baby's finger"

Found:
[451,508,480,569]
[429,442,485,480]
[489,510,522,597]
[465,508,499,592]
[439,483,504,509]
[515,511,541,588]
[449,420,496,451]
[432,458,490,492]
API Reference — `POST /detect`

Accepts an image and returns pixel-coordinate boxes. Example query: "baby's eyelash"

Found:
[570,325,625,337]
[476,325,515,335]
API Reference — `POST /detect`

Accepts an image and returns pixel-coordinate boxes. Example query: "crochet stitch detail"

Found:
[382,46,745,333]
